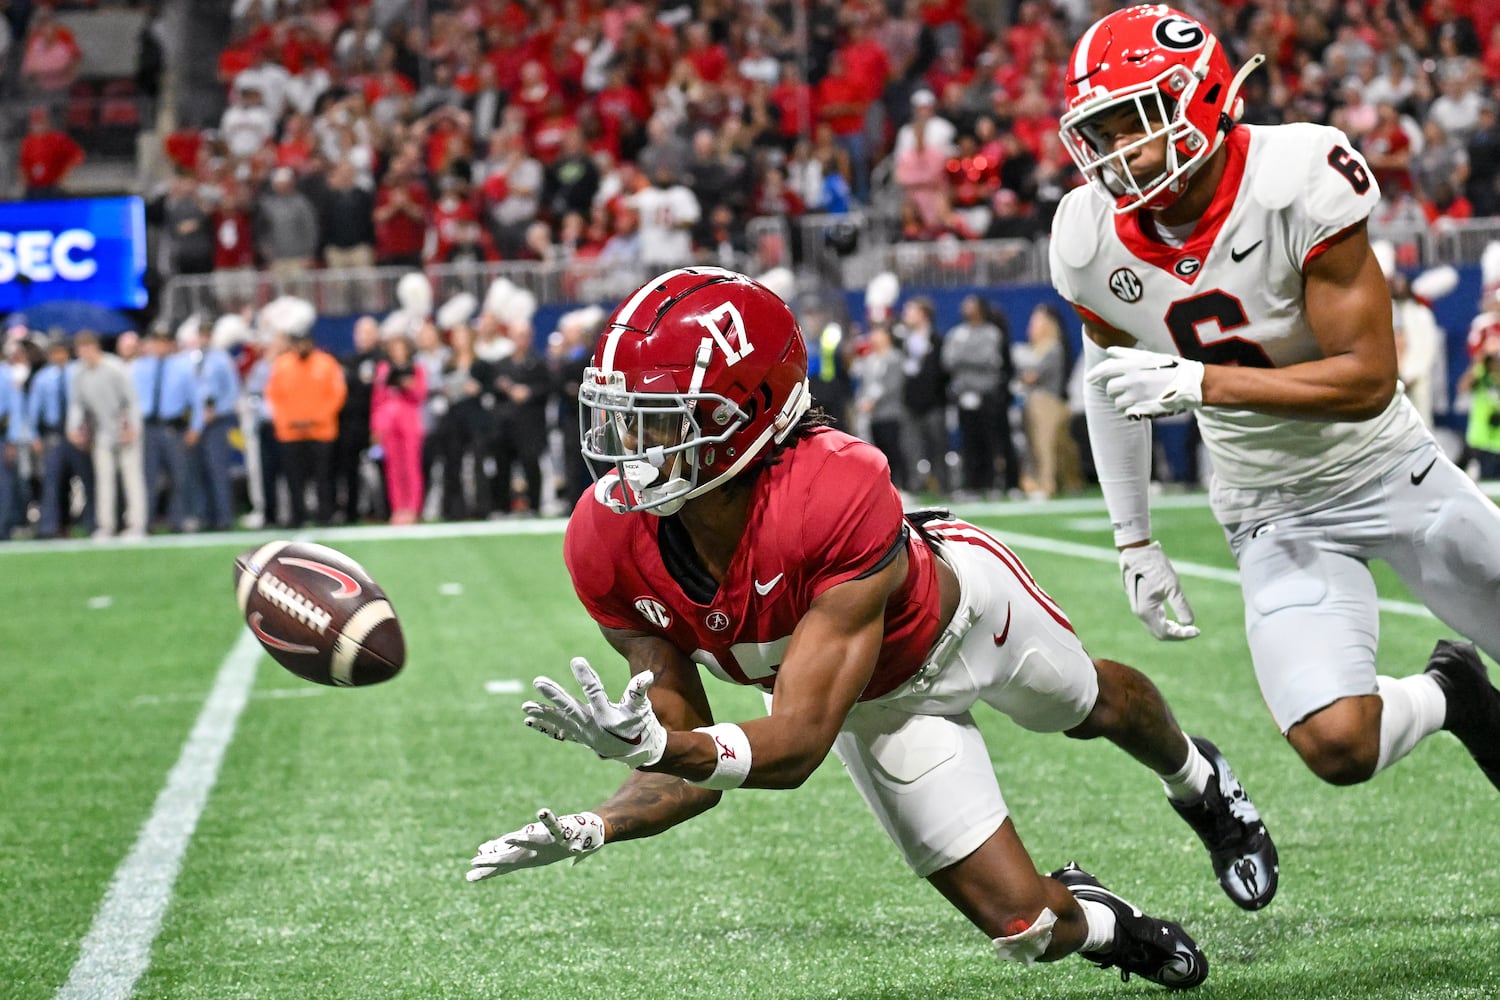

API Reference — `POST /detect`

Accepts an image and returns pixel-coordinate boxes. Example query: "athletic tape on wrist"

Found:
[689,723,752,789]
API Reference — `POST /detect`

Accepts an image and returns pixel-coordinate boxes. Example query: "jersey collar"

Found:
[1113,126,1251,285]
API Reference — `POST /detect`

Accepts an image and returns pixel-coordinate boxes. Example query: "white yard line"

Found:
[54,628,262,1000]
[999,528,1435,621]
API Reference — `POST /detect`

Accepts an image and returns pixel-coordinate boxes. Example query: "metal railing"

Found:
[159,213,1500,322]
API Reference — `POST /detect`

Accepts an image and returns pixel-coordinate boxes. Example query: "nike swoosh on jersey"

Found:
[992,602,1013,646]
[1230,240,1263,262]
[754,573,784,596]
[1410,458,1437,485]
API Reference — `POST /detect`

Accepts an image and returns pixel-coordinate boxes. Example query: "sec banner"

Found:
[0,197,148,310]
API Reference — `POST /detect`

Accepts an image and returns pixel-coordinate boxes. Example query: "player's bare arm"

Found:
[593,628,722,843]
[1197,222,1397,420]
[648,547,906,789]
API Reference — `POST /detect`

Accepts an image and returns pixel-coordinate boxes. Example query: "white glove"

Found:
[1087,346,1205,418]
[467,808,605,882]
[523,657,668,768]
[1119,542,1200,641]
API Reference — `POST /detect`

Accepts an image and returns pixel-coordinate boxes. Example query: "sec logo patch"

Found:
[1109,267,1143,302]
[634,597,672,629]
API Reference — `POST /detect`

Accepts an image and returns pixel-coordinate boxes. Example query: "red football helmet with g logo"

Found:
[1059,4,1262,212]
[581,267,811,515]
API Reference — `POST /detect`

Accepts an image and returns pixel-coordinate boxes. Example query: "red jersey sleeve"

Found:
[796,436,906,601]
[564,493,640,631]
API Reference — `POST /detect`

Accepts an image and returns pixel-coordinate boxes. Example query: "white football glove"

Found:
[1088,346,1206,418]
[1119,542,1200,641]
[467,808,605,882]
[523,657,667,768]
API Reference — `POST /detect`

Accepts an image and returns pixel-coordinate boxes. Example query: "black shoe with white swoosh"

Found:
[1169,736,1279,910]
[1050,862,1208,990]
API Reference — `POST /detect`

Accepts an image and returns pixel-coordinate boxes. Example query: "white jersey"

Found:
[1050,123,1429,516]
[629,184,701,266]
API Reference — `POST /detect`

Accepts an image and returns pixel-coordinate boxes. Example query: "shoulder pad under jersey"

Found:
[1050,186,1103,270]
[1247,123,1320,213]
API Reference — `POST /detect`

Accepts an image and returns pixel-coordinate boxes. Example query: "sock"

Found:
[1375,673,1447,774]
[1160,734,1213,802]
[1078,898,1117,952]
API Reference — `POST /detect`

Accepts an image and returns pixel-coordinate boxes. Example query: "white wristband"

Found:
[690,723,752,790]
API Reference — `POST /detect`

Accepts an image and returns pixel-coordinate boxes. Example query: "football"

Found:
[233,540,405,686]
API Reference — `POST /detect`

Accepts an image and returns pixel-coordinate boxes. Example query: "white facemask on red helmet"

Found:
[581,267,811,516]
[1059,4,1264,213]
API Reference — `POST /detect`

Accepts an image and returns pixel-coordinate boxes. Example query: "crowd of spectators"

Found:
[124,0,1499,304]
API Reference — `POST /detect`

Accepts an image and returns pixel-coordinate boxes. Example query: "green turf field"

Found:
[3,497,1498,999]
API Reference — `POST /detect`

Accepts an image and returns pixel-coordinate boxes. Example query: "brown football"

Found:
[233,540,405,686]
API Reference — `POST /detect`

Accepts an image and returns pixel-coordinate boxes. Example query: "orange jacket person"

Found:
[265,329,346,526]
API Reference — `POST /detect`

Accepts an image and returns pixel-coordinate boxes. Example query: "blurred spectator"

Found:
[985,188,1039,240]
[134,327,202,534]
[479,130,544,256]
[435,319,496,520]
[221,85,277,160]
[1467,102,1500,215]
[182,317,242,532]
[18,106,83,199]
[1017,303,1082,499]
[20,3,81,115]
[370,334,427,525]
[489,323,552,516]
[693,202,748,266]
[27,335,93,539]
[816,51,873,201]
[212,188,257,310]
[162,174,215,276]
[850,324,909,489]
[545,128,602,221]
[897,297,948,495]
[0,340,28,539]
[266,327,346,528]
[1390,273,1445,428]
[631,166,700,267]
[335,316,383,524]
[943,294,1014,497]
[373,155,430,268]
[319,158,376,312]
[1362,101,1415,194]
[1429,66,1486,141]
[895,100,951,226]
[257,166,320,283]
[1413,119,1467,200]
[1460,348,1500,478]
[684,126,744,215]
[320,158,376,270]
[67,332,146,541]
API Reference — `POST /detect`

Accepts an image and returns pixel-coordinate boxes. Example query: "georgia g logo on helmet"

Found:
[1153,15,1205,51]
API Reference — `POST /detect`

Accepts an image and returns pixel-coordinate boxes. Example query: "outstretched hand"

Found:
[523,657,668,768]
[467,808,605,882]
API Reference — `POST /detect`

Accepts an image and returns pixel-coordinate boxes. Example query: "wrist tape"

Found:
[689,723,752,789]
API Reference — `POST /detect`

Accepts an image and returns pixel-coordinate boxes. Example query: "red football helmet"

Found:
[1059,4,1263,212]
[581,267,811,515]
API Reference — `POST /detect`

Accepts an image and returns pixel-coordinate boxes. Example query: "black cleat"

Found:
[1425,639,1500,791]
[1169,736,1279,910]
[1050,862,1208,990]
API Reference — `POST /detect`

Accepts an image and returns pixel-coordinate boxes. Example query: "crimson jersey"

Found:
[565,428,941,700]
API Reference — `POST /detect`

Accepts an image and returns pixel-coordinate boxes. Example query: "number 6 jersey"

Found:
[1050,123,1429,513]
